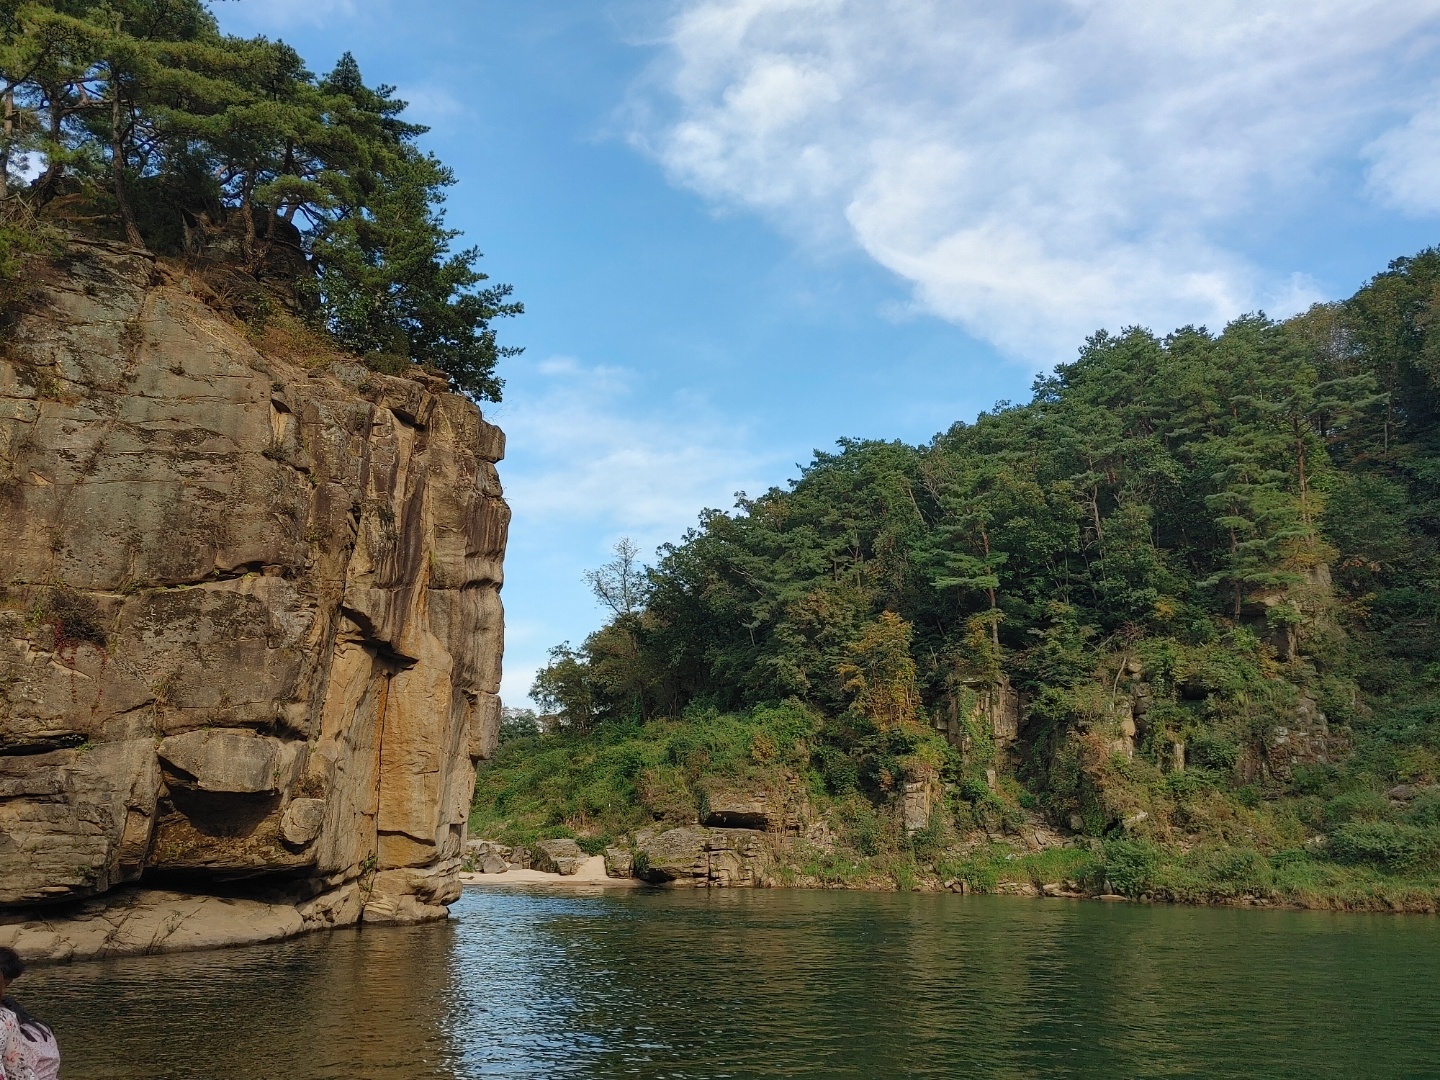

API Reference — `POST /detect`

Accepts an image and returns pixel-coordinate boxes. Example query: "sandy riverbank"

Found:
[459,855,642,888]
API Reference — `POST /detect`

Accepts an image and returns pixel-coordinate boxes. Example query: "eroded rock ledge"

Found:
[0,239,508,961]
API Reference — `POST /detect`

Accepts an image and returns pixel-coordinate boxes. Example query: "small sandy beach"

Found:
[460,855,642,888]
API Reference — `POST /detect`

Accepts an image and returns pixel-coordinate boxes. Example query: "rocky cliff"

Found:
[0,238,507,959]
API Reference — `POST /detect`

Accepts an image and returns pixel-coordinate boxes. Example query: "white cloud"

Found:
[634,0,1440,359]
[492,356,779,547]
[1366,93,1440,215]
[393,83,468,131]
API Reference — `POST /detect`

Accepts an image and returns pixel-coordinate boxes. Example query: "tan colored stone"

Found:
[603,846,633,878]
[281,798,327,846]
[635,827,770,887]
[533,838,586,875]
[702,789,771,830]
[296,882,365,931]
[467,691,502,761]
[0,889,308,963]
[158,729,295,794]
[0,238,507,946]
[939,677,1022,757]
[362,862,462,925]
[902,779,933,835]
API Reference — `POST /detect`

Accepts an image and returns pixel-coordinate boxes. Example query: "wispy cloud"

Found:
[393,83,469,131]
[632,0,1440,361]
[494,356,780,549]
[496,615,551,709]
[1366,91,1440,216]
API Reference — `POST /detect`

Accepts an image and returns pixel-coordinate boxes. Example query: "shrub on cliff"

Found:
[1097,837,1162,897]
[1327,822,1439,873]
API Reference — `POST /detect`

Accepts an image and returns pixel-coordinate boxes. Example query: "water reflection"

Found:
[19,888,1440,1079]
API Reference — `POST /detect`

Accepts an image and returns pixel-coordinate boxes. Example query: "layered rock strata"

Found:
[0,238,507,958]
[633,826,772,887]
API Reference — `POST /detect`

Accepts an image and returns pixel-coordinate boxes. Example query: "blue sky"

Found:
[218,0,1440,705]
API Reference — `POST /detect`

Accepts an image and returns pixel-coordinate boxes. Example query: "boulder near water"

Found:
[533,839,587,875]
[634,827,770,886]
[0,239,509,959]
[603,846,634,878]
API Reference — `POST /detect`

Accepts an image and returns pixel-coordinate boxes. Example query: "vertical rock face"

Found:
[0,238,507,935]
[937,678,1021,759]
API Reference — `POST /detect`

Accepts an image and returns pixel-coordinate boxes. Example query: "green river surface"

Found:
[17,887,1440,1079]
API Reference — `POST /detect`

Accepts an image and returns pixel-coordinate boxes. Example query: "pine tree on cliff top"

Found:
[0,2,520,400]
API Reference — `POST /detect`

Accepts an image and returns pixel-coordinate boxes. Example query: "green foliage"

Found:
[499,707,541,745]
[469,704,822,845]
[1187,733,1241,773]
[1322,790,1389,825]
[534,267,1437,745]
[929,843,1101,894]
[837,611,921,729]
[838,797,886,857]
[0,3,518,397]
[1409,790,1440,827]
[1327,822,1438,872]
[496,243,1440,906]
[1099,837,1162,897]
[530,642,599,734]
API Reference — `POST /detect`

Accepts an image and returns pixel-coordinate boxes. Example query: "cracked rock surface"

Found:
[0,239,507,957]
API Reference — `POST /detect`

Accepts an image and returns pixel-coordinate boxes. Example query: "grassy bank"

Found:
[470,704,1440,912]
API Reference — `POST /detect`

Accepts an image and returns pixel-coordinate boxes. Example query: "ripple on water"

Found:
[18,889,1440,1079]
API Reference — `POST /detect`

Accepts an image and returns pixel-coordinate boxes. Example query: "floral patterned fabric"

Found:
[0,1009,37,1080]
[22,1027,56,1080]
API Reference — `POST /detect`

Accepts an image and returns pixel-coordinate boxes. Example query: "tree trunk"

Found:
[1230,526,1241,620]
[980,524,1000,647]
[108,71,143,247]
[34,88,66,206]
[240,171,257,270]
[1,88,13,201]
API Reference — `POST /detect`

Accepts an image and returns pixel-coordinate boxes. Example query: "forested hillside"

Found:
[0,0,519,397]
[477,249,1440,907]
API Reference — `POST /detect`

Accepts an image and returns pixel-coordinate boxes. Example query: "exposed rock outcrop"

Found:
[633,826,771,887]
[603,846,633,878]
[901,777,936,835]
[462,838,512,874]
[1262,696,1348,781]
[0,889,315,964]
[532,838,586,876]
[700,788,772,831]
[0,238,507,957]
[937,678,1022,760]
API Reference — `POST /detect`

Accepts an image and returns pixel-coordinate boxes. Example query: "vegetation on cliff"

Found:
[474,247,1440,909]
[0,0,518,398]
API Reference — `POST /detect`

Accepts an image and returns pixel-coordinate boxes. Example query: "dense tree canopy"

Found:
[535,249,1440,828]
[0,0,518,398]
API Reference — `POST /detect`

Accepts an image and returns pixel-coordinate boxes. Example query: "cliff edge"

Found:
[0,238,508,961]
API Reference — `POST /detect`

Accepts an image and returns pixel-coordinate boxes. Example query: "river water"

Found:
[18,887,1440,1079]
